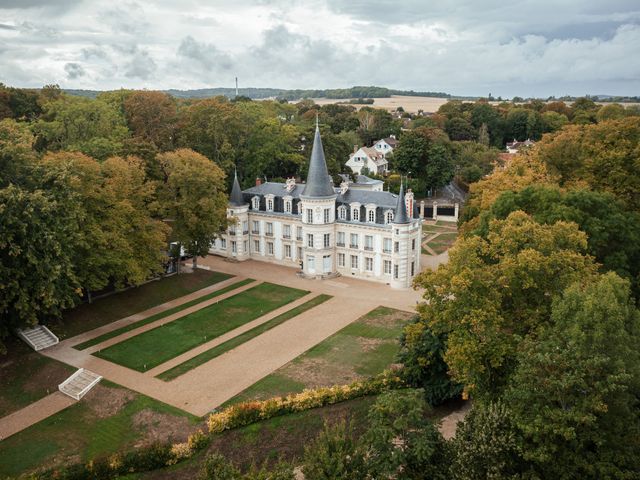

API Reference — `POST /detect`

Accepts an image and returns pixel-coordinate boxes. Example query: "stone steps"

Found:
[17,325,59,351]
[58,369,102,400]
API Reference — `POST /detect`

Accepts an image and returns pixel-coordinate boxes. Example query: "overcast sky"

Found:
[1,0,639,97]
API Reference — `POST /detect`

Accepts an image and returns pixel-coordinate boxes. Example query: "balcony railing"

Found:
[350,244,359,249]
[251,230,259,235]
[265,232,274,237]
[283,234,291,239]
[336,242,345,247]
[364,246,373,251]
[383,248,391,254]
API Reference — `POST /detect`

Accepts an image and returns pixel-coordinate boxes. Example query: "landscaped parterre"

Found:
[94,282,309,371]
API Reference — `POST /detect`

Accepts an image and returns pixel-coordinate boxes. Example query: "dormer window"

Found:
[338,205,347,220]
[252,196,260,210]
[385,210,394,224]
[265,195,274,212]
[283,196,292,214]
[351,204,360,221]
[368,209,375,223]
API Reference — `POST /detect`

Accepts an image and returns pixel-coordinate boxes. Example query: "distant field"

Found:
[311,95,451,113]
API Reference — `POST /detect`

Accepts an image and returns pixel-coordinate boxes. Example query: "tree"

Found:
[33,96,129,159]
[398,318,462,405]
[302,422,367,480]
[444,117,476,141]
[451,141,499,185]
[414,211,598,397]
[450,402,523,479]
[158,149,228,268]
[505,273,640,478]
[393,127,454,194]
[536,117,640,210]
[0,118,36,186]
[43,152,169,296]
[476,185,640,295]
[124,91,177,150]
[0,169,83,351]
[477,122,490,146]
[362,389,449,480]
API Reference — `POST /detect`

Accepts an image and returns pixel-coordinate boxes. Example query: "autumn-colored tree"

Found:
[158,149,228,268]
[412,211,598,397]
[43,152,169,296]
[536,117,640,210]
[124,91,178,151]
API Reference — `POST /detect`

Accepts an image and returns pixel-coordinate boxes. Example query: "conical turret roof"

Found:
[394,179,410,224]
[301,119,335,198]
[229,168,246,206]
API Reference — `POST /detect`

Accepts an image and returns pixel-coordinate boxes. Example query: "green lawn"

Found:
[426,232,458,254]
[157,294,332,381]
[52,270,233,340]
[94,283,309,372]
[75,278,255,350]
[225,306,414,405]
[0,382,199,478]
[0,339,75,417]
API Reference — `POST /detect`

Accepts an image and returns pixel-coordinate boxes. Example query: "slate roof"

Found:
[393,180,410,224]
[301,123,335,198]
[229,169,246,206]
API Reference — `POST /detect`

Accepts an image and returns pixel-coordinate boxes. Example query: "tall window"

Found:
[297,247,303,260]
[284,200,292,213]
[267,198,274,211]
[364,235,373,250]
[324,233,330,248]
[384,260,392,275]
[394,241,399,253]
[283,224,291,239]
[307,234,314,248]
[383,238,392,253]
[394,264,399,279]
[231,241,237,254]
[368,209,375,223]
[411,261,415,276]
[337,232,345,246]
[307,209,313,223]
[266,222,273,236]
[285,244,292,258]
[338,206,347,220]
[267,242,274,255]
[412,239,416,250]
[296,226,303,240]
[365,257,373,271]
[352,207,359,221]
[338,253,345,267]
[350,233,358,249]
[254,240,260,253]
[351,255,358,269]
[242,220,248,233]
[221,238,226,248]
[252,197,260,210]
[324,208,331,223]
[252,220,260,234]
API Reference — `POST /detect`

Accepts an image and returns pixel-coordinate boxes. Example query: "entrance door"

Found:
[323,255,331,273]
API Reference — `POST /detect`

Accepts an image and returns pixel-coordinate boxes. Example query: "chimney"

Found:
[353,145,358,154]
[255,177,262,186]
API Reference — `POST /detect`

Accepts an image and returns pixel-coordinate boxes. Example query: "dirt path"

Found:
[0,392,75,440]
[438,400,472,440]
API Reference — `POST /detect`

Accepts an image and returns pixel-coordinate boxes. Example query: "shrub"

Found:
[208,372,405,433]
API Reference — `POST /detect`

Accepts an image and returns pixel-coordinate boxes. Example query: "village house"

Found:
[506,138,535,154]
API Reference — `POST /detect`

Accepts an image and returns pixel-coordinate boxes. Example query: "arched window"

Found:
[352,208,359,221]
[338,206,347,220]
[368,209,375,223]
[266,196,274,212]
[284,200,292,213]
[252,196,260,210]
[386,211,394,224]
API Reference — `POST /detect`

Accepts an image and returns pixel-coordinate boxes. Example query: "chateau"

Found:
[209,123,421,288]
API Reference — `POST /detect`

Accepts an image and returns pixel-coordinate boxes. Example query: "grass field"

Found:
[226,306,414,405]
[157,294,332,381]
[0,339,75,417]
[52,270,233,340]
[95,283,309,372]
[0,382,200,478]
[75,278,255,350]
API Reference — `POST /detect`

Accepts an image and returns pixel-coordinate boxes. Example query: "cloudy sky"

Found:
[1,0,639,97]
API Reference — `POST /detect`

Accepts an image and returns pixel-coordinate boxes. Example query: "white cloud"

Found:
[0,0,638,96]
